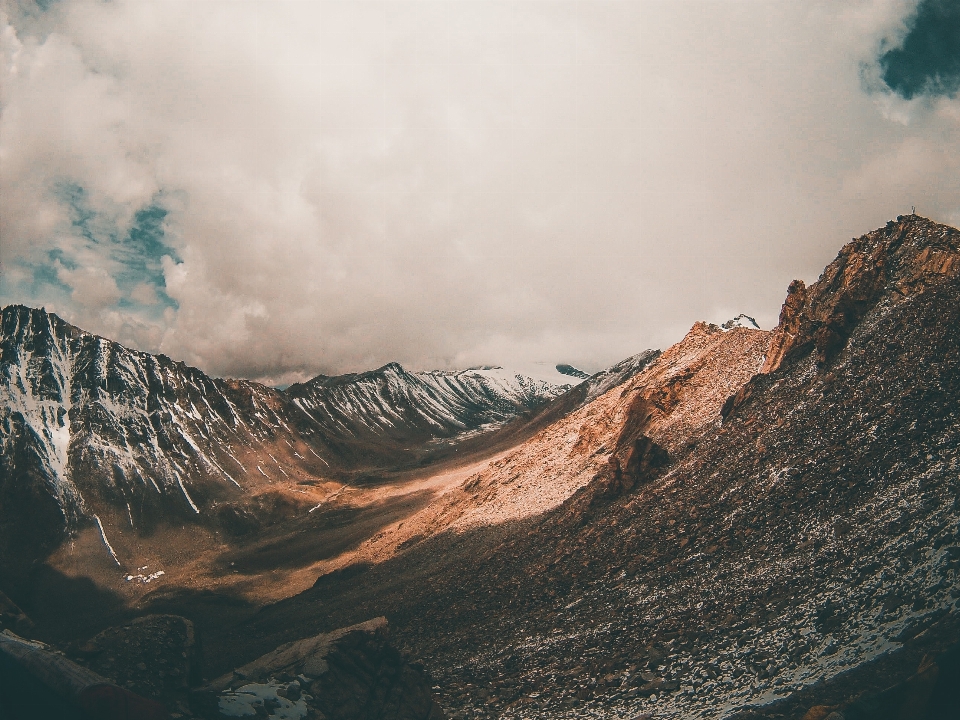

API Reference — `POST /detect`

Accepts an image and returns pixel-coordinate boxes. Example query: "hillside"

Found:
[228,215,960,720]
[2,215,958,720]
[0,308,569,577]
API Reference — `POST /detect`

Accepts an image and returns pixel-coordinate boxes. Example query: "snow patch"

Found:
[93,514,121,567]
[218,681,310,719]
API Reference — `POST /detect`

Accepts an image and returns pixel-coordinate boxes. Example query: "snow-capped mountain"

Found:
[0,307,571,559]
[285,363,573,461]
[720,313,761,331]
[0,306,332,558]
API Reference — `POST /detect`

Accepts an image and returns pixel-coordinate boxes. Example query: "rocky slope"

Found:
[231,215,960,720]
[336,325,766,564]
[0,307,569,569]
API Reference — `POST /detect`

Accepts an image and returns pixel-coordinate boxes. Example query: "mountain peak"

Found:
[720,314,760,331]
[762,215,960,373]
[555,363,590,380]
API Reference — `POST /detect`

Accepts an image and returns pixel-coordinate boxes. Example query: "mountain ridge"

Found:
[216,214,960,720]
[3,215,959,720]
[0,306,572,570]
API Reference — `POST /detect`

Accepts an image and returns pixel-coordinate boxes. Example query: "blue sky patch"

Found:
[880,0,960,99]
[2,184,181,316]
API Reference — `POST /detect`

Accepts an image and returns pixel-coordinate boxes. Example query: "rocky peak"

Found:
[762,215,960,374]
[555,363,590,380]
[721,314,761,331]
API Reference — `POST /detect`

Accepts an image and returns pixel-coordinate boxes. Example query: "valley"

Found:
[2,215,960,719]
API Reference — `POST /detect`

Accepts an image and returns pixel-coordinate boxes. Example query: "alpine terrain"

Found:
[1,214,959,720]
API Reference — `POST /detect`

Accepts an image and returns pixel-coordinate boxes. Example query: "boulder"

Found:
[0,630,167,720]
[74,614,201,712]
[197,617,445,720]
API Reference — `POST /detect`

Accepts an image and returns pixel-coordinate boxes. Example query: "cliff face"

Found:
[762,214,960,373]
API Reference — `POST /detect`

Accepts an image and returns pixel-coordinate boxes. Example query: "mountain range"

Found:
[0,312,576,566]
[1,214,959,720]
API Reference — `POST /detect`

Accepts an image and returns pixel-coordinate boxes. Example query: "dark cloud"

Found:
[881,0,960,99]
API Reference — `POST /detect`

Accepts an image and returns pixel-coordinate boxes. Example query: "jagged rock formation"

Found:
[235,216,960,720]
[761,214,959,373]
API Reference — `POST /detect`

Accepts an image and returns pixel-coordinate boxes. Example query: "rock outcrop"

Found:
[72,615,202,715]
[198,618,445,720]
[761,214,960,374]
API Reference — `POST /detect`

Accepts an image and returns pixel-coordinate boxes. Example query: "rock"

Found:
[762,216,960,373]
[0,630,167,719]
[801,706,840,720]
[74,614,201,711]
[761,279,808,374]
[621,435,670,487]
[199,617,445,720]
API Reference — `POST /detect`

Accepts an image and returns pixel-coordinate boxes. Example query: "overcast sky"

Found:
[2,0,959,385]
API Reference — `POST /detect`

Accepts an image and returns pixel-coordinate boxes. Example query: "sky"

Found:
[1,0,959,385]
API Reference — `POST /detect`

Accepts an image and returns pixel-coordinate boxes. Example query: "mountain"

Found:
[0,307,569,567]
[721,313,761,331]
[4,215,959,720]
[285,364,572,466]
[556,364,590,380]
[0,307,327,562]
[233,215,960,720]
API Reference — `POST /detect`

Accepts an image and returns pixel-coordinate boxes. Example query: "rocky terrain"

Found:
[221,215,960,719]
[1,215,959,720]
[0,309,568,573]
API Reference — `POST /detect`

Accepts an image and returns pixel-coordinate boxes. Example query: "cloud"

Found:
[129,282,158,306]
[56,261,121,307]
[879,0,960,99]
[1,0,959,382]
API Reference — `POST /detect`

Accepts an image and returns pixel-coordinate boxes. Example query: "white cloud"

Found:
[129,281,158,305]
[54,261,119,307]
[1,0,958,382]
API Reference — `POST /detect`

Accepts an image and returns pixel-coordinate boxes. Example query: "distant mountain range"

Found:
[0,308,574,561]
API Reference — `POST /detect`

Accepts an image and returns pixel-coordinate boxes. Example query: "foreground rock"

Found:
[0,630,167,719]
[196,617,445,720]
[71,614,201,716]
